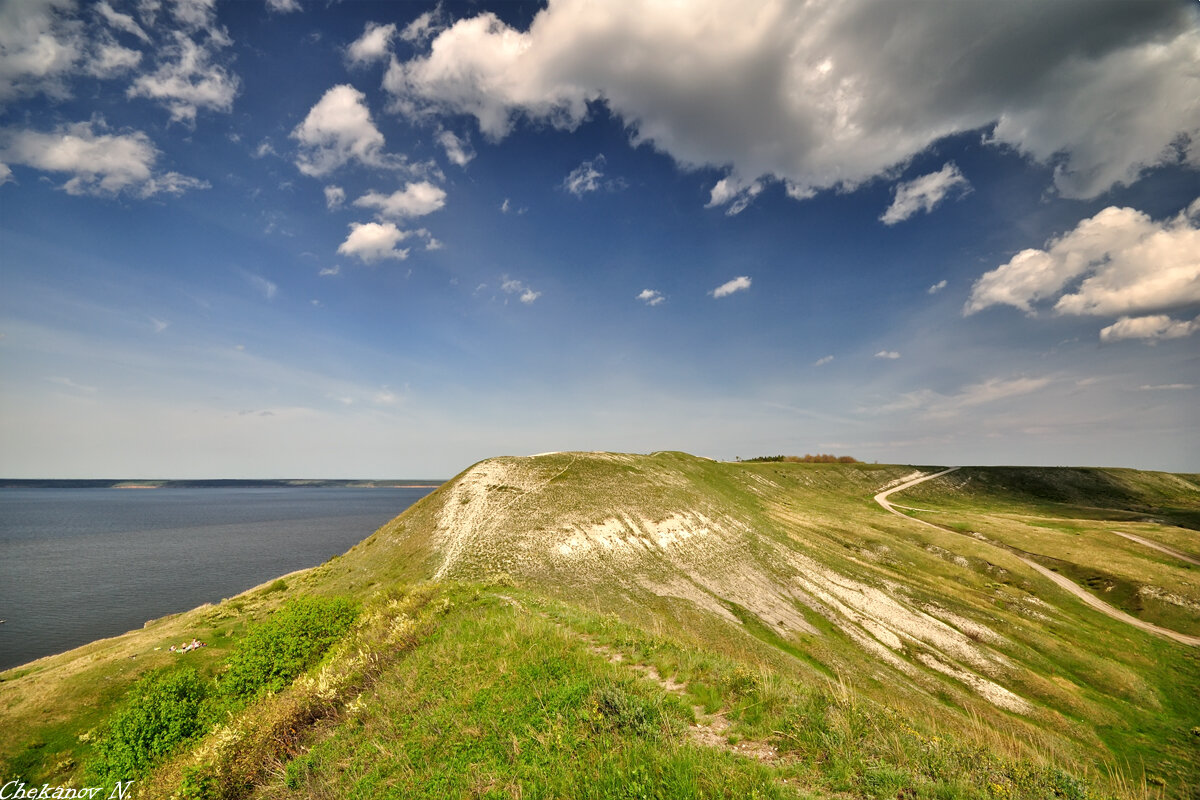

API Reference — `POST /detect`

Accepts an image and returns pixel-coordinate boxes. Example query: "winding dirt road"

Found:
[1109,530,1200,566]
[875,468,1200,648]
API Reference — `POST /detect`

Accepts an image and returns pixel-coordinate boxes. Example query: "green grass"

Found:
[152,585,1135,799]
[3,453,1198,799]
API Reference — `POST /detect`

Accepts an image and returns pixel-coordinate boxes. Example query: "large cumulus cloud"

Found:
[383,0,1200,210]
[966,199,1200,341]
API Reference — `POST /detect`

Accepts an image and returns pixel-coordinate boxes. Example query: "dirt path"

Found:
[875,469,1200,648]
[1109,530,1200,567]
[493,594,778,762]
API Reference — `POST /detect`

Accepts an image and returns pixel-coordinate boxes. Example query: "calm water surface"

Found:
[0,487,435,671]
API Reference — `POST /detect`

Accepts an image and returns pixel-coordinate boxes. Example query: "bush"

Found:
[593,684,665,737]
[88,667,208,783]
[219,596,358,698]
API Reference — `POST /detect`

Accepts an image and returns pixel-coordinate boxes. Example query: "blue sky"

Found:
[1,0,1198,477]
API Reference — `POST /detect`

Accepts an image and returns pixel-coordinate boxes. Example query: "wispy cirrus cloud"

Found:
[867,376,1052,418]
[47,375,97,394]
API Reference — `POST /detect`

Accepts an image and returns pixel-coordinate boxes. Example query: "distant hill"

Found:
[3,452,1198,798]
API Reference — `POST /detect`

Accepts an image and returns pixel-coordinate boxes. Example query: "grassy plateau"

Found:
[2,453,1197,799]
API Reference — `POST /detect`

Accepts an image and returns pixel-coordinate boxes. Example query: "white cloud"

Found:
[1138,383,1194,391]
[170,0,218,30]
[137,170,209,195]
[138,0,163,28]
[128,31,239,123]
[400,9,444,44]
[0,120,208,197]
[337,221,411,263]
[814,355,834,366]
[383,1,1200,205]
[874,350,900,359]
[87,39,142,77]
[47,375,97,394]
[291,84,392,177]
[318,264,340,276]
[437,129,473,166]
[966,200,1200,320]
[247,273,277,300]
[711,275,751,298]
[265,0,302,14]
[149,316,169,333]
[499,197,526,214]
[637,289,664,306]
[563,155,605,196]
[868,376,1051,417]
[0,0,83,103]
[942,376,1052,411]
[353,181,446,220]
[706,176,762,216]
[501,277,541,304]
[96,1,151,43]
[347,22,395,66]
[372,387,400,405]
[1099,314,1200,343]
[880,163,970,225]
[323,184,345,209]
[0,162,11,185]
[927,279,948,295]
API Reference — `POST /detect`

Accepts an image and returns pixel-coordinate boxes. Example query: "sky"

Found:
[0,0,1197,478]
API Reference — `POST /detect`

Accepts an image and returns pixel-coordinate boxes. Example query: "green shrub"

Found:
[219,596,358,698]
[593,684,665,737]
[87,667,208,783]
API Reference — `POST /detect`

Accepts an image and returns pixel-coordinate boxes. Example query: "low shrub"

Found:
[87,667,208,783]
[219,596,359,698]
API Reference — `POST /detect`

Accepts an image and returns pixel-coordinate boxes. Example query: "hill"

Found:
[2,452,1198,799]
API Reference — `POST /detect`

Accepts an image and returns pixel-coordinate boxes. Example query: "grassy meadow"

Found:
[2,453,1197,799]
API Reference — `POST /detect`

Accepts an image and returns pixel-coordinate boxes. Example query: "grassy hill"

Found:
[2,452,1198,799]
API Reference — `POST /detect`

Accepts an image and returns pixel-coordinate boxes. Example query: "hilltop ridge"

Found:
[3,452,1198,798]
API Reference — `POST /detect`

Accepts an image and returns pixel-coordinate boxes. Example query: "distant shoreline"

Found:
[0,479,445,489]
